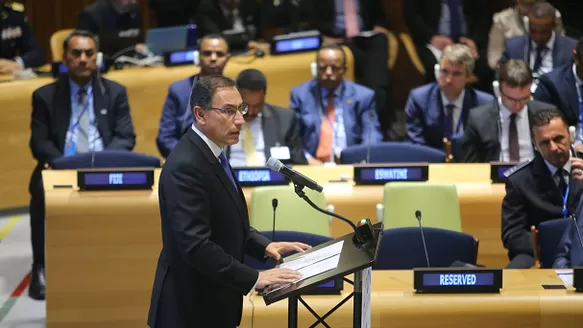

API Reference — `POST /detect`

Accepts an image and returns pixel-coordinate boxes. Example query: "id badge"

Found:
[64,131,76,156]
[270,146,291,160]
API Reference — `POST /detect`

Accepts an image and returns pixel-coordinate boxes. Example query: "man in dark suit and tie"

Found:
[502,107,583,269]
[156,34,230,158]
[534,37,583,133]
[500,2,577,89]
[29,30,136,300]
[405,44,494,150]
[463,59,551,163]
[553,197,583,268]
[148,75,307,328]
[227,68,306,166]
[290,44,383,165]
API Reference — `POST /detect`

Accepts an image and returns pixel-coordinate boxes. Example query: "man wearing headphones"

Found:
[28,30,136,300]
[156,34,230,158]
[290,44,382,165]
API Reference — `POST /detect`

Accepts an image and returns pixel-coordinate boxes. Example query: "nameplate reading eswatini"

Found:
[77,169,154,191]
[353,164,429,185]
[232,167,290,187]
[413,268,503,294]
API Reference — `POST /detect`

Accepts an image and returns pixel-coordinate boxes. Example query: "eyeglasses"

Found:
[210,104,249,116]
[500,90,531,104]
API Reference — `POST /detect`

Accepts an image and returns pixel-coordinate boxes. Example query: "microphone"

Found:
[569,126,579,158]
[90,121,99,169]
[266,157,323,193]
[365,111,375,164]
[570,214,583,261]
[271,198,278,242]
[415,210,431,268]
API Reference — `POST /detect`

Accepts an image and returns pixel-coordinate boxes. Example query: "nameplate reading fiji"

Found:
[413,268,503,294]
[353,163,429,185]
[77,169,154,191]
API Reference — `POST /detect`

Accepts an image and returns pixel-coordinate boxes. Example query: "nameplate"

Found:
[490,162,518,183]
[232,167,290,187]
[163,48,197,66]
[271,30,321,55]
[574,267,583,292]
[414,268,502,294]
[353,164,429,185]
[77,169,154,191]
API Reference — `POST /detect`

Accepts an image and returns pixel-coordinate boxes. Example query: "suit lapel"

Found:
[487,104,501,159]
[310,80,322,138]
[429,84,444,135]
[552,36,565,68]
[92,78,110,145]
[461,87,475,128]
[342,83,356,145]
[55,78,71,150]
[564,68,579,121]
[261,105,277,160]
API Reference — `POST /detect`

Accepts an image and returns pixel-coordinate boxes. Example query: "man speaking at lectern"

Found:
[148,75,308,328]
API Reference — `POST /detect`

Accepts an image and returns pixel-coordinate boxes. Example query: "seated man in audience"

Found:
[463,59,550,163]
[502,108,583,269]
[28,30,136,300]
[156,34,230,158]
[0,0,45,74]
[227,69,306,166]
[77,0,145,58]
[500,2,576,90]
[488,0,564,70]
[290,44,382,165]
[534,37,583,132]
[405,44,493,150]
[553,199,583,268]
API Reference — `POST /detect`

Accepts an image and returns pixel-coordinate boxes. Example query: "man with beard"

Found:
[156,34,231,158]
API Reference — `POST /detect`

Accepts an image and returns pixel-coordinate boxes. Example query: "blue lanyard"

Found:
[455,114,463,134]
[562,184,570,218]
[71,101,91,132]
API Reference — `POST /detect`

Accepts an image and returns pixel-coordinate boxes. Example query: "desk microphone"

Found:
[266,157,323,193]
[415,210,431,268]
[569,126,580,159]
[365,111,375,164]
[90,121,99,169]
[271,198,278,242]
[570,214,583,259]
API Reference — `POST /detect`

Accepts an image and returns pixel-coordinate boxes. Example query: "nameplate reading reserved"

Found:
[232,167,290,187]
[353,164,429,185]
[77,169,154,191]
[413,268,502,294]
[490,162,518,183]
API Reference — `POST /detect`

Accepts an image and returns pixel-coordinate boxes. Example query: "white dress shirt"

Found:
[498,102,534,162]
[440,89,465,134]
[530,32,555,77]
[191,123,261,293]
[229,113,266,167]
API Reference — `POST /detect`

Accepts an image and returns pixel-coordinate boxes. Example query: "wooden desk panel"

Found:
[1,49,354,209]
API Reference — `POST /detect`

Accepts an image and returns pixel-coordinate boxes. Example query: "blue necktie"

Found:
[533,45,547,74]
[448,0,462,42]
[444,104,455,140]
[218,152,238,191]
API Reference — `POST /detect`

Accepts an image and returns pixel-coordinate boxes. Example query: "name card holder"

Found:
[231,167,290,187]
[353,163,429,186]
[574,267,583,292]
[490,161,519,183]
[77,169,154,191]
[413,268,503,294]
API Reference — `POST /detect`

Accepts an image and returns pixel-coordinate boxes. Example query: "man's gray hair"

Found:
[441,44,475,75]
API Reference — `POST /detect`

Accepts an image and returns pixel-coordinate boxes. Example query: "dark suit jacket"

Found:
[306,0,385,38]
[502,152,583,269]
[156,74,197,158]
[404,0,489,48]
[534,64,580,127]
[553,197,583,268]
[148,128,270,328]
[405,83,494,150]
[462,100,551,163]
[0,4,45,67]
[500,34,577,71]
[29,76,136,192]
[226,104,307,165]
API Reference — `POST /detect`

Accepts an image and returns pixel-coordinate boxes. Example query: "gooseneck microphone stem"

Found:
[293,184,366,245]
[272,198,278,242]
[571,215,583,256]
[416,210,431,268]
[366,111,374,163]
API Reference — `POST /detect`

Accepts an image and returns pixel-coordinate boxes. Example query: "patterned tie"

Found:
[242,123,262,166]
[448,0,462,42]
[533,45,547,74]
[316,92,336,162]
[343,0,360,39]
[76,88,90,153]
[444,104,455,140]
[508,114,519,162]
[218,152,238,191]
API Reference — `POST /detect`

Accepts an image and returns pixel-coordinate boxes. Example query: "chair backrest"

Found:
[50,29,74,62]
[374,227,478,269]
[537,218,570,268]
[244,231,333,270]
[382,182,462,232]
[340,142,446,164]
[51,150,161,169]
[451,133,465,162]
[249,186,331,237]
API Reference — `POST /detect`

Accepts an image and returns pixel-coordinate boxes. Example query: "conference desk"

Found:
[0,48,354,209]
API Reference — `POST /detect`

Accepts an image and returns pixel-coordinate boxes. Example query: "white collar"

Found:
[440,89,465,110]
[191,123,223,158]
[545,159,571,176]
[499,100,528,120]
[531,32,556,51]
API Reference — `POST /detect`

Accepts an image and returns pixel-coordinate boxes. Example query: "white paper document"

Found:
[555,270,573,286]
[279,240,344,271]
[265,254,341,295]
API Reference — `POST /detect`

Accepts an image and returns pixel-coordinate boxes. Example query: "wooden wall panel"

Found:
[20,0,155,62]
